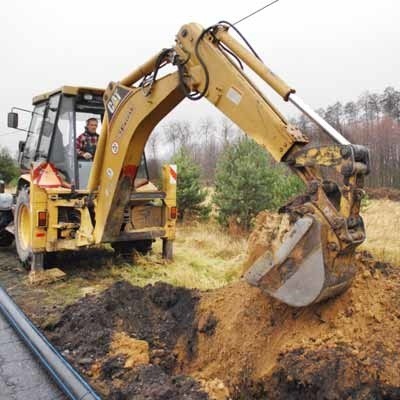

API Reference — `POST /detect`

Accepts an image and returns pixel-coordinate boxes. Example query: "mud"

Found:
[104,364,208,400]
[46,280,206,398]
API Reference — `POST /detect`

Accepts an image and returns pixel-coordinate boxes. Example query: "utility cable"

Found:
[233,0,281,25]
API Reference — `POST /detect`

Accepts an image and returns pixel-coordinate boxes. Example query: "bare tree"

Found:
[163,120,193,154]
[367,93,381,122]
[146,130,160,160]
[344,101,359,124]
[324,102,343,130]
[380,86,400,122]
[196,118,219,184]
[219,117,234,146]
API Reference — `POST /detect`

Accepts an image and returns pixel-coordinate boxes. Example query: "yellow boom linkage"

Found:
[88,22,369,306]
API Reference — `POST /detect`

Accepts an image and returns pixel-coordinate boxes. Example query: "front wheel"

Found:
[14,188,44,271]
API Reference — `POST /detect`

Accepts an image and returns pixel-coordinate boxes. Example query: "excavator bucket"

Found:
[244,216,356,307]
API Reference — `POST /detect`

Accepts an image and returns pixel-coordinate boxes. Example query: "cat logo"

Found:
[106,85,130,122]
[107,91,121,114]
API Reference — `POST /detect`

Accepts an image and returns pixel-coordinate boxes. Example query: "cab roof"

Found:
[32,86,104,105]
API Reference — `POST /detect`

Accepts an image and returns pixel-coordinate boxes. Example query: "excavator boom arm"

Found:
[89,22,369,307]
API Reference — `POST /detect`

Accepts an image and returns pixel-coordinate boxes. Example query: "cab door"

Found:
[20,94,61,171]
[20,102,47,170]
[36,94,60,161]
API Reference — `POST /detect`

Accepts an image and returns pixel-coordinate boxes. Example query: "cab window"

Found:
[37,94,60,159]
[21,103,46,169]
[48,95,75,182]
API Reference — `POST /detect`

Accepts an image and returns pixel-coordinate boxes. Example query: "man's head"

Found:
[86,118,98,134]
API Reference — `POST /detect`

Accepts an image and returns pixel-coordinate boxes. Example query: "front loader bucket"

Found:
[244,216,356,307]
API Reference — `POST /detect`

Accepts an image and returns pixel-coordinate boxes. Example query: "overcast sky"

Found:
[0,0,399,153]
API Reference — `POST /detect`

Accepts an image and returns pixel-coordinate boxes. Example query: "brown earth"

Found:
[366,186,400,202]
[45,280,209,399]
[178,212,400,398]
[42,211,400,399]
[1,208,399,399]
[180,254,400,399]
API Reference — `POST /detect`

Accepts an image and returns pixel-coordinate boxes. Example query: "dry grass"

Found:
[110,221,247,290]
[360,199,400,265]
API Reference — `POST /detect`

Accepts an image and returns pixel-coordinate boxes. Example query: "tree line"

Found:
[145,85,399,229]
[291,86,400,188]
[148,86,399,189]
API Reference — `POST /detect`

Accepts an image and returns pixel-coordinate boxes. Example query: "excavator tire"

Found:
[14,188,45,272]
[14,188,32,267]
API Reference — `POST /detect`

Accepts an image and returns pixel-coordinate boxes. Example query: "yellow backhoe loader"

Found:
[1,21,369,307]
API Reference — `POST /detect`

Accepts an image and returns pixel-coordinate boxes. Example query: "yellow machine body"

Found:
[7,22,369,307]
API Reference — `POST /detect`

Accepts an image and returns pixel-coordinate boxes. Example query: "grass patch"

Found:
[110,221,246,290]
[360,199,400,265]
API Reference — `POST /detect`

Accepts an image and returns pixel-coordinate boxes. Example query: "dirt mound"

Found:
[175,212,400,399]
[366,186,400,201]
[180,256,400,398]
[46,281,206,398]
[106,364,208,400]
[45,212,400,399]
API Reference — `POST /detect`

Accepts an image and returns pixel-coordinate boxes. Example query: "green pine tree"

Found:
[172,149,210,220]
[0,147,19,184]
[213,137,304,230]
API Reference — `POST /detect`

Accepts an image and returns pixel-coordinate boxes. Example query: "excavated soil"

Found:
[181,255,400,399]
[45,212,400,399]
[46,281,208,399]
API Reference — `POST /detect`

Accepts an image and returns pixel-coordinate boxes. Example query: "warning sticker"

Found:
[226,87,242,105]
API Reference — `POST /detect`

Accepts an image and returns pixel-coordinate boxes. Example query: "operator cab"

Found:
[8,86,149,190]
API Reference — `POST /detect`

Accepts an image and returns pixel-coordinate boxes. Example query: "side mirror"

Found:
[7,112,18,129]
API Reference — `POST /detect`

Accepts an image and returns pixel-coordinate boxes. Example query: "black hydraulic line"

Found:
[218,42,244,69]
[0,286,101,400]
[218,21,262,61]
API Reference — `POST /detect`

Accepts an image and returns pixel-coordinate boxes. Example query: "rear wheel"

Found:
[14,188,44,271]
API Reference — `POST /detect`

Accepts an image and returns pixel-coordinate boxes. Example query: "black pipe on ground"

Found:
[0,286,101,400]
